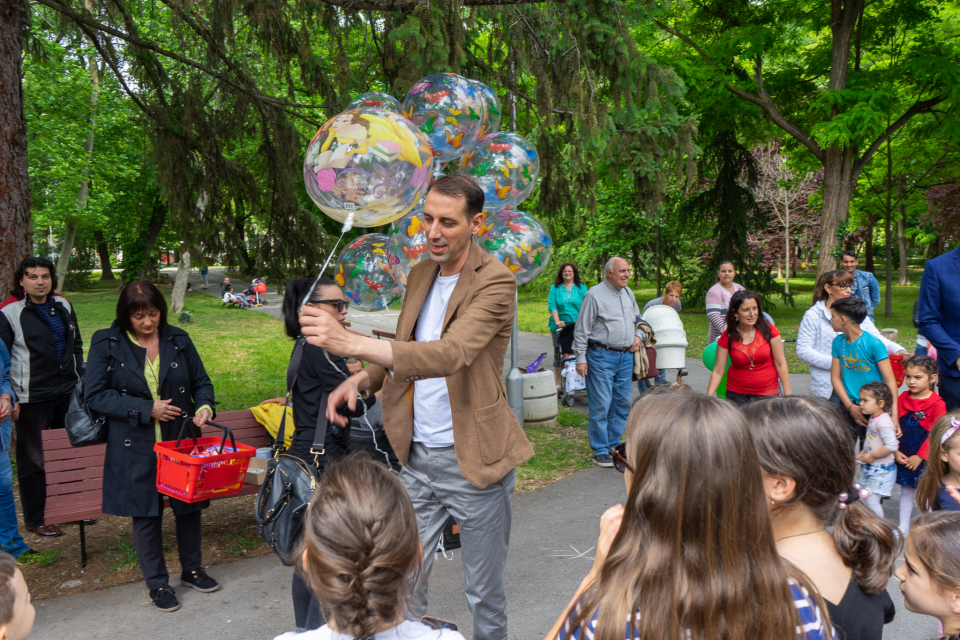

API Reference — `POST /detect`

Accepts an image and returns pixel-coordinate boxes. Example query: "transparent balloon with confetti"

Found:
[344,91,402,114]
[476,210,552,285]
[303,106,434,227]
[333,234,404,312]
[468,79,502,141]
[401,73,485,163]
[458,132,539,211]
[387,204,428,287]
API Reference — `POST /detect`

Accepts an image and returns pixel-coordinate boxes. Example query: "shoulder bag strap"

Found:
[273,338,305,454]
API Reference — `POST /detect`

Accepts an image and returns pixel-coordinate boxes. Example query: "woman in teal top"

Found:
[549,263,588,387]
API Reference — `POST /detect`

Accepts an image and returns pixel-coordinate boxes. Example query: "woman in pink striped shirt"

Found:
[705,261,744,344]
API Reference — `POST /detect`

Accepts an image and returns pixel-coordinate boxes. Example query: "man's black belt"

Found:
[588,340,630,353]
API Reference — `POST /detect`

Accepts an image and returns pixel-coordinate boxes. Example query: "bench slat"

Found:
[44,445,107,461]
[46,454,106,473]
[46,466,105,485]
[47,478,102,497]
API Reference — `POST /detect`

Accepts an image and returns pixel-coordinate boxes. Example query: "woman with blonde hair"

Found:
[545,393,833,640]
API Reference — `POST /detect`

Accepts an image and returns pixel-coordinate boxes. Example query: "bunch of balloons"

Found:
[333,234,404,312]
[303,74,551,312]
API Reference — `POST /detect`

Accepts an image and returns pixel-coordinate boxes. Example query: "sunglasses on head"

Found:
[315,299,350,313]
[612,442,633,474]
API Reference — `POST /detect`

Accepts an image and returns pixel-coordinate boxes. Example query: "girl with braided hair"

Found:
[275,456,464,640]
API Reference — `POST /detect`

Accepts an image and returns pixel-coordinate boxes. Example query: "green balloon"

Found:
[702,341,730,399]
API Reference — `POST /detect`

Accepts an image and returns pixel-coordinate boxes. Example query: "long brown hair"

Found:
[917,412,960,513]
[724,289,773,346]
[746,397,901,594]
[908,511,960,637]
[812,269,853,305]
[299,456,421,638]
[565,393,829,640]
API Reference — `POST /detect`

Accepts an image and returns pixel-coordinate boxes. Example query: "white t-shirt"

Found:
[412,273,460,447]
[274,620,465,640]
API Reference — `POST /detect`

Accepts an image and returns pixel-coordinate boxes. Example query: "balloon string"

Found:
[301,212,355,310]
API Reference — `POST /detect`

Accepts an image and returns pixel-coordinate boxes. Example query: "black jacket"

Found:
[84,323,216,518]
[0,294,84,403]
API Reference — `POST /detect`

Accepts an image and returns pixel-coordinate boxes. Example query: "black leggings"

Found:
[724,391,775,408]
[292,570,325,631]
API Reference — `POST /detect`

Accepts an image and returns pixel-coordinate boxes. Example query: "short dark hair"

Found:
[282,277,339,338]
[859,381,893,411]
[841,251,858,260]
[831,296,867,324]
[0,551,16,626]
[904,354,939,377]
[426,175,485,218]
[553,263,581,286]
[12,257,57,299]
[116,280,169,334]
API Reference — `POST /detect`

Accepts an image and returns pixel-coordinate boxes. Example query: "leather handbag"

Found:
[64,377,106,446]
[254,339,328,566]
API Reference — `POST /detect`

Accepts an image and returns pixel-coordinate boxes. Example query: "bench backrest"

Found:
[43,409,269,525]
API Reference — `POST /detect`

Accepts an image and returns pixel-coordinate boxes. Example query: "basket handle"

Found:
[175,418,201,449]
[201,421,239,455]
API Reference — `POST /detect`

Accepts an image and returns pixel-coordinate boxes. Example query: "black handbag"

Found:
[64,377,106,446]
[254,339,328,566]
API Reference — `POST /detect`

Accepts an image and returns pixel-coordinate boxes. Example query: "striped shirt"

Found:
[705,282,744,344]
[557,579,834,640]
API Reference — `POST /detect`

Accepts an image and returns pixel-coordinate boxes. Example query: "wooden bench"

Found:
[372,329,396,340]
[42,409,271,567]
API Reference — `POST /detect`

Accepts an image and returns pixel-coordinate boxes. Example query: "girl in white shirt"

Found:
[275,457,464,640]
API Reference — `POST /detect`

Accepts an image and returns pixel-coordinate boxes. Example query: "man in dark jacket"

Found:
[0,258,85,537]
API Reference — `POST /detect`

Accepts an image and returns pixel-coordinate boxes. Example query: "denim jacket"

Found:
[0,341,15,452]
[851,269,881,321]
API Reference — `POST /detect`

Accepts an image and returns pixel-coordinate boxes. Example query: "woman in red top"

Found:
[707,290,791,407]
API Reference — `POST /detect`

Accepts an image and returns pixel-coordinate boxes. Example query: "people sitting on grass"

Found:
[274,457,465,640]
[545,393,833,640]
[220,277,249,307]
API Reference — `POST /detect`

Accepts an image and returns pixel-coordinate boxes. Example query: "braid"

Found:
[299,456,421,638]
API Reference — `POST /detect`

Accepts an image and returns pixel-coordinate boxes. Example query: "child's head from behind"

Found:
[904,355,938,396]
[896,511,960,625]
[859,381,892,417]
[744,396,899,594]
[300,457,420,638]
[917,412,960,512]
[0,552,33,640]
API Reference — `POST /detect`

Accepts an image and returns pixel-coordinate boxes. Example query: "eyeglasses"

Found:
[612,442,633,474]
[830,283,852,291]
[313,299,350,313]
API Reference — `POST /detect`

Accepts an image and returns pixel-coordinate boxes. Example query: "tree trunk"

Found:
[94,229,114,280]
[884,135,892,318]
[125,199,167,282]
[170,249,191,313]
[56,6,100,293]
[864,220,875,273]
[816,146,856,276]
[896,178,909,286]
[0,1,33,277]
[784,195,790,293]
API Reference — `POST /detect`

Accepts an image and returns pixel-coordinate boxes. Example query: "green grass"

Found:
[68,280,289,411]
[515,408,593,490]
[103,537,139,572]
[18,549,65,567]
[222,525,262,557]
[519,270,924,374]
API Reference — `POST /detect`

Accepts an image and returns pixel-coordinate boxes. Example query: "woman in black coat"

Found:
[84,281,218,613]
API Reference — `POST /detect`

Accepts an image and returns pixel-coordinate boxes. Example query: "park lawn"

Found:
[518,270,924,374]
[64,279,594,490]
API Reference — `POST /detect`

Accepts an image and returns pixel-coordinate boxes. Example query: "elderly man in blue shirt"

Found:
[574,257,644,467]
[841,251,881,322]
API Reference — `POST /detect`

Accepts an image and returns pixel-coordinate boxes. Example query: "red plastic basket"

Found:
[154,421,256,503]
[889,353,906,388]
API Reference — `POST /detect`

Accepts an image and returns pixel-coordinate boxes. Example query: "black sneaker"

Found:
[181,567,219,593]
[150,585,180,612]
[593,453,614,468]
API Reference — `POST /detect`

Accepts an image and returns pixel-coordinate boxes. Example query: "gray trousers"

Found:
[401,442,515,640]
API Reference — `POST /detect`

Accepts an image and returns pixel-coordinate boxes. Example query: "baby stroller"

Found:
[243,278,268,307]
[559,355,585,407]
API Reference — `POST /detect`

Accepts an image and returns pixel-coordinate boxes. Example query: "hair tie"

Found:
[941,417,960,445]
[839,483,870,510]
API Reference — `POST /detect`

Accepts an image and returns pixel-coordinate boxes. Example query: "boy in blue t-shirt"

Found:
[830,296,900,448]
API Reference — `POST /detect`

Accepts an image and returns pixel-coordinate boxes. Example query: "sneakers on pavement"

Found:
[593,453,614,468]
[181,567,219,593]
[150,585,180,612]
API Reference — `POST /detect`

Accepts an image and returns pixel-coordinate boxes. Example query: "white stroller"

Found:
[558,355,585,407]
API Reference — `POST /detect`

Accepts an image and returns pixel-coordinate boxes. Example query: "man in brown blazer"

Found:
[299,175,534,639]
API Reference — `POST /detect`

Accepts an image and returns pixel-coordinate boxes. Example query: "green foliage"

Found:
[17,549,66,568]
[104,537,139,572]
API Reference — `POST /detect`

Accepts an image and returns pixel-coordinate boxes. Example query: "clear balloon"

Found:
[387,204,428,287]
[458,132,540,211]
[476,210,552,285]
[333,234,404,312]
[401,73,485,163]
[468,80,502,141]
[303,106,434,227]
[345,91,402,114]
